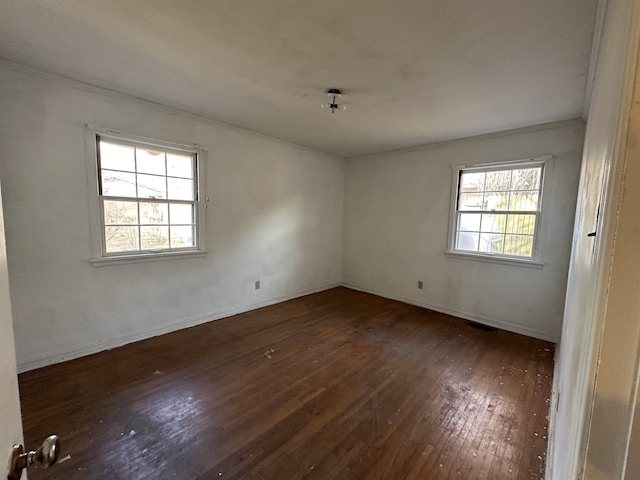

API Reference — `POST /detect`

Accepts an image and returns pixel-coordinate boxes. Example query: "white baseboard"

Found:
[341,283,558,343]
[19,281,556,373]
[544,347,562,480]
[17,283,340,373]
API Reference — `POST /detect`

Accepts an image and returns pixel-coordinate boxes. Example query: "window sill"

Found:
[90,249,208,267]
[444,250,544,269]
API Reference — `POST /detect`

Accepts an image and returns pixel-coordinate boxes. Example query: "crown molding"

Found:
[0,59,585,163]
[583,0,610,120]
[0,59,345,161]
[347,118,585,160]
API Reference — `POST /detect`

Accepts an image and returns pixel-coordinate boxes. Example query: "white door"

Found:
[0,182,27,478]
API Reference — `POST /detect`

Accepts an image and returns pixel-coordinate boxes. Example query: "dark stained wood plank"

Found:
[18,287,554,479]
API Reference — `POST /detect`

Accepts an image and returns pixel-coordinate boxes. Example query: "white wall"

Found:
[343,122,584,342]
[0,66,344,372]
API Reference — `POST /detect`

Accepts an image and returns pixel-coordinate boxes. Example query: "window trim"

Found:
[445,155,553,267]
[85,124,208,266]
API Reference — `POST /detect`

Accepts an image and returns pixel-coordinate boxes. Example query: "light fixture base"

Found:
[323,88,345,114]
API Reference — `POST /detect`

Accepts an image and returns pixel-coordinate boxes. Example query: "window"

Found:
[86,126,207,265]
[447,157,549,265]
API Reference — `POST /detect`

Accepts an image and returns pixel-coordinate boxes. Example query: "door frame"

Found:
[0,179,27,478]
[548,0,640,478]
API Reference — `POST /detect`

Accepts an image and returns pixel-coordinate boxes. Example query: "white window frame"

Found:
[85,124,208,266]
[445,155,552,268]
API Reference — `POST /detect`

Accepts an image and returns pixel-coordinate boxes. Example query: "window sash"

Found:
[99,198,198,256]
[449,159,547,261]
[87,125,206,263]
[454,211,539,258]
[97,135,198,201]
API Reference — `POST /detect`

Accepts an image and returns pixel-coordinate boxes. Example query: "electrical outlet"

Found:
[255,280,260,290]
[418,281,423,289]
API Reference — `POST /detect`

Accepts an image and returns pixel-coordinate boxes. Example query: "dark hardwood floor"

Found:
[19,287,554,479]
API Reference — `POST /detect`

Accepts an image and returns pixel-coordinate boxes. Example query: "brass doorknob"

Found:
[7,435,60,480]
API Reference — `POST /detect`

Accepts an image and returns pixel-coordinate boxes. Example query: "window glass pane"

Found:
[453,163,542,260]
[170,226,195,248]
[458,193,484,210]
[480,213,506,233]
[140,226,169,250]
[139,202,168,225]
[170,204,194,224]
[456,231,479,251]
[509,191,539,211]
[504,235,534,257]
[458,213,481,232]
[480,233,504,253]
[137,173,167,199]
[96,132,203,258]
[459,172,485,193]
[101,170,137,197]
[167,153,194,179]
[507,214,536,235]
[104,200,138,225]
[168,177,194,201]
[484,192,509,211]
[105,226,139,253]
[136,148,166,175]
[99,141,135,172]
[511,168,541,191]
[485,170,511,191]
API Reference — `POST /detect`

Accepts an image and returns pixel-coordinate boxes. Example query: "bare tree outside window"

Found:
[97,137,198,255]
[453,162,544,259]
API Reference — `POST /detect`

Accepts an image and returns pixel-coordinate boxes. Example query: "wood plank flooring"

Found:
[18,287,554,479]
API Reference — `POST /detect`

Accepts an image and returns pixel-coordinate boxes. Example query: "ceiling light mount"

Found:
[322,88,346,114]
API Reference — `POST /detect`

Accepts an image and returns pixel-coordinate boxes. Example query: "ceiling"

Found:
[0,0,598,158]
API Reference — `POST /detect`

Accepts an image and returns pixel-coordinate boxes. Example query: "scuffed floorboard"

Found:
[19,287,553,479]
